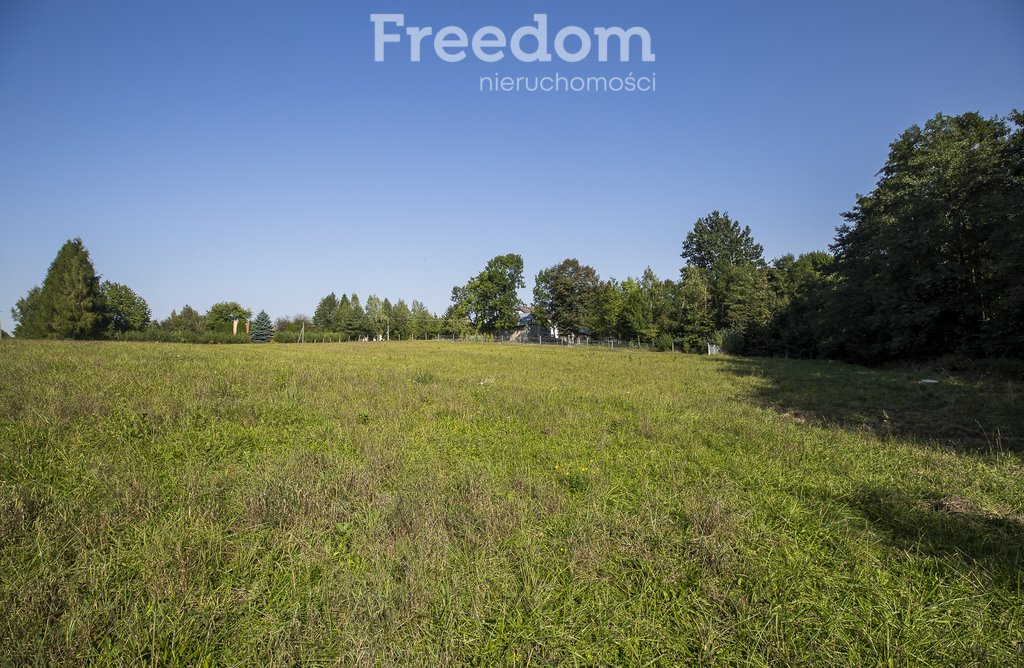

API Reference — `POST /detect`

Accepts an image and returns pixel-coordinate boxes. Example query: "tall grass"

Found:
[1,340,1021,665]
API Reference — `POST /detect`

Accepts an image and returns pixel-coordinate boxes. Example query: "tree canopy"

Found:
[451,254,526,333]
[12,238,106,339]
[161,305,204,333]
[204,302,252,333]
[313,293,338,331]
[102,281,151,333]
[533,259,600,335]
[828,110,1023,362]
[681,211,764,270]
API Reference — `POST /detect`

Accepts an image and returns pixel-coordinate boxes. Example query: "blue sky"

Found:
[1,0,1021,324]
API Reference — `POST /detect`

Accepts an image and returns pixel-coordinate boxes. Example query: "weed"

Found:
[0,340,1021,665]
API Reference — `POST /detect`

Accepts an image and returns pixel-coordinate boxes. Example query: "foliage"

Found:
[273,330,350,344]
[653,332,675,352]
[11,287,45,339]
[828,110,1024,363]
[617,278,657,342]
[109,329,252,344]
[101,281,151,334]
[364,296,386,340]
[675,268,715,351]
[451,254,526,333]
[344,295,367,340]
[681,210,764,270]
[160,305,205,334]
[249,310,273,343]
[312,293,339,331]
[532,259,600,335]
[274,314,311,334]
[12,238,107,339]
[587,279,623,339]
[389,299,411,340]
[204,302,252,334]
[332,294,352,337]
[681,211,769,334]
[409,300,440,339]
[764,252,836,358]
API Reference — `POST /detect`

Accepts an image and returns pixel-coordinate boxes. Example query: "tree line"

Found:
[10,110,1022,363]
[10,242,276,344]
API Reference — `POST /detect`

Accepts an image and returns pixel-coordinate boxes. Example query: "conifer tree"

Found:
[249,310,273,343]
[12,238,106,339]
[313,293,338,331]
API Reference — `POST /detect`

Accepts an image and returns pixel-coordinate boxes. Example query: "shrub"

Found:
[109,330,250,344]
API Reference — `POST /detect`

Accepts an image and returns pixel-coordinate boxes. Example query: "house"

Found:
[511,305,559,342]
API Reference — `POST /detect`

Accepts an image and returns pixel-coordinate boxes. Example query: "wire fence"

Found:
[275,327,723,354]
[276,331,669,351]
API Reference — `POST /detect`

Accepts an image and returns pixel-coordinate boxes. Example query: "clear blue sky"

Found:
[1,0,1021,324]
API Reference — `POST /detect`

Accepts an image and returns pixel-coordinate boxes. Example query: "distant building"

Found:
[511,305,559,342]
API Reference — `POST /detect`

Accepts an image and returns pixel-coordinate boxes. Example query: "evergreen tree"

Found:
[346,294,366,340]
[681,211,768,334]
[313,293,339,331]
[333,294,352,338]
[391,299,411,340]
[249,310,273,343]
[12,238,106,339]
[409,300,437,339]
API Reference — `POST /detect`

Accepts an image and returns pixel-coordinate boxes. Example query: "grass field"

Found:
[1,340,1022,665]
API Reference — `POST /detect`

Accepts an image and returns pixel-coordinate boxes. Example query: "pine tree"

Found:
[12,238,106,339]
[312,293,338,331]
[333,294,352,339]
[249,310,273,343]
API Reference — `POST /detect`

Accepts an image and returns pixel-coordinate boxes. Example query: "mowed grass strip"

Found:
[0,340,1021,665]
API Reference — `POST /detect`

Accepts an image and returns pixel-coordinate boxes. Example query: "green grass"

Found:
[1,340,1021,665]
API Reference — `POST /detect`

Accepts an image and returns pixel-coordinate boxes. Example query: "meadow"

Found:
[1,340,1021,665]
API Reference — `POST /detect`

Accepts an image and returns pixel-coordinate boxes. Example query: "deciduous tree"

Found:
[533,259,600,336]
[451,254,526,333]
[829,110,1024,362]
[102,281,151,333]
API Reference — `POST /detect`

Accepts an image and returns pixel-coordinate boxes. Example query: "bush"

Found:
[654,333,675,352]
[109,330,251,344]
[274,331,352,344]
[718,329,745,355]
